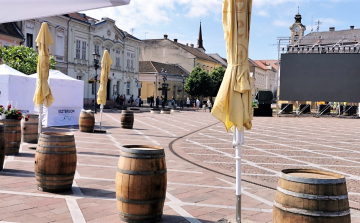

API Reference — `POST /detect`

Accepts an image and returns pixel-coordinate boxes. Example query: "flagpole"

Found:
[38,104,43,136]
[233,127,243,223]
[99,104,104,130]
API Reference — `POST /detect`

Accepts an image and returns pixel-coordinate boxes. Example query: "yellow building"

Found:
[139,61,189,103]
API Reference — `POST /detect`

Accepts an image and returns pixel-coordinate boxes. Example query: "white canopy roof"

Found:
[0,64,27,76]
[0,0,131,23]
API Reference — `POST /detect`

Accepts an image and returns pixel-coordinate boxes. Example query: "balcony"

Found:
[74,58,88,66]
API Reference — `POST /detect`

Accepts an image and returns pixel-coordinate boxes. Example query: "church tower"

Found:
[290,8,306,44]
[197,22,205,52]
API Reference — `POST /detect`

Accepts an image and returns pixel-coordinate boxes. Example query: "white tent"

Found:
[0,0,131,23]
[30,70,84,127]
[0,64,36,114]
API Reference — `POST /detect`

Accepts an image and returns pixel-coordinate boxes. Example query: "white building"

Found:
[21,13,141,107]
[249,59,277,98]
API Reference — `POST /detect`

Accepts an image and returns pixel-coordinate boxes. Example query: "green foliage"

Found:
[0,45,56,75]
[184,66,213,97]
[209,67,226,97]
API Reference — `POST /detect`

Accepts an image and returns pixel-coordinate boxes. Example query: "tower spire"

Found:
[197,22,205,51]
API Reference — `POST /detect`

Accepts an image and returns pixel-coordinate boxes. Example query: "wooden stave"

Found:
[21,114,39,143]
[115,145,167,222]
[121,111,134,129]
[34,132,77,192]
[79,111,95,133]
[273,169,351,223]
[0,119,21,155]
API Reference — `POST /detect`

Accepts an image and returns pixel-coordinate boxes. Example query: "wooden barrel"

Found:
[21,114,39,143]
[273,169,350,223]
[116,145,167,222]
[0,124,5,170]
[0,119,21,155]
[79,111,95,132]
[34,132,77,192]
[121,111,134,129]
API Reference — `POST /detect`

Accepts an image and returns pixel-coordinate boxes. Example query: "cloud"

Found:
[82,0,222,33]
[273,20,291,27]
[258,10,269,17]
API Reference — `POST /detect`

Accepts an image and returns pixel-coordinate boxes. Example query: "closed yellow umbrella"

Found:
[211,0,252,222]
[33,22,54,108]
[97,50,112,130]
[97,50,112,105]
[33,22,54,135]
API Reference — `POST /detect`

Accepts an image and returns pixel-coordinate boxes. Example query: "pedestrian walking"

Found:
[130,95,134,106]
[135,96,140,107]
[186,97,190,111]
[196,98,200,111]
[207,99,212,112]
[179,98,184,110]
[171,97,176,109]
[156,96,160,108]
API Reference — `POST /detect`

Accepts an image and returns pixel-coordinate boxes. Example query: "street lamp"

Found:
[92,51,100,113]
[161,68,168,104]
[182,75,185,99]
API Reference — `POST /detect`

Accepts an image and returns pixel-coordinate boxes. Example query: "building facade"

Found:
[0,22,24,47]
[249,59,277,98]
[66,14,141,106]
[139,23,223,74]
[139,61,189,102]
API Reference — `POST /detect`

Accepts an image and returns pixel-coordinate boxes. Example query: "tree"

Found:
[184,66,213,98]
[209,66,226,97]
[0,45,56,75]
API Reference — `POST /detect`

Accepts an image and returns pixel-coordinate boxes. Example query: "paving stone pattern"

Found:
[0,111,360,222]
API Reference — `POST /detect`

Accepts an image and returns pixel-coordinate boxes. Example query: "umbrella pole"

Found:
[233,127,243,223]
[38,104,43,136]
[99,104,104,130]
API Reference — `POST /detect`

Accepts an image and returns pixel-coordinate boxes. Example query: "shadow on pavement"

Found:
[78,151,119,157]
[79,187,115,198]
[1,169,34,177]
[14,152,35,158]
[160,215,214,223]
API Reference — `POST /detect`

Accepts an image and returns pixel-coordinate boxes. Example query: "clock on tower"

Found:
[290,10,306,44]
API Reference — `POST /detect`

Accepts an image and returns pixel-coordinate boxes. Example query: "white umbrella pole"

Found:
[99,104,104,130]
[38,104,43,136]
[233,127,243,223]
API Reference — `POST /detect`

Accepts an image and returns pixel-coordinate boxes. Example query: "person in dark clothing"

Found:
[156,96,160,108]
[161,96,165,108]
[179,98,184,110]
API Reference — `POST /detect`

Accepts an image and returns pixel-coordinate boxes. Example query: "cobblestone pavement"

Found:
[0,110,360,222]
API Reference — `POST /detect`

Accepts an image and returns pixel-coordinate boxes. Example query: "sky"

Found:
[82,0,360,60]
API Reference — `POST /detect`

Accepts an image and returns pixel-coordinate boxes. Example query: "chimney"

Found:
[350,26,355,30]
[88,19,95,25]
[164,34,168,40]
[174,39,178,42]
[190,44,194,48]
[329,27,335,31]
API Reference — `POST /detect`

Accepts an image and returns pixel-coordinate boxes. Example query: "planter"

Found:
[0,119,21,155]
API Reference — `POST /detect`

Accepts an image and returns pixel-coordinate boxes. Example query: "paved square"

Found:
[1,110,360,222]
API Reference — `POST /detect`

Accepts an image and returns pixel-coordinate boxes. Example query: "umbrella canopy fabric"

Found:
[0,0,131,23]
[33,22,54,108]
[211,0,253,132]
[97,50,112,105]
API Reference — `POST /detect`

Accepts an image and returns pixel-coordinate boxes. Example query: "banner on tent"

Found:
[43,107,82,127]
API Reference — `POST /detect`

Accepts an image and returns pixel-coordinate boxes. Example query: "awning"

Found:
[0,0,130,23]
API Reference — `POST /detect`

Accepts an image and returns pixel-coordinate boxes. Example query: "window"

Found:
[81,41,86,60]
[76,40,81,59]
[76,76,82,80]
[126,82,130,95]
[26,33,33,48]
[127,51,134,68]
[94,45,100,54]
[116,50,121,66]
[56,33,64,56]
